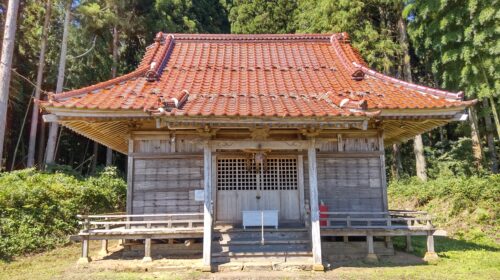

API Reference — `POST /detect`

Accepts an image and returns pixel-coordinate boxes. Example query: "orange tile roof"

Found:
[42,33,471,118]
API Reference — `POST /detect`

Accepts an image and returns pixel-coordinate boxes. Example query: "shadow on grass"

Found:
[327,236,499,270]
[393,236,499,258]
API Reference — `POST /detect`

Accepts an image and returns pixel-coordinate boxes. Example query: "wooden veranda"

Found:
[73,209,440,266]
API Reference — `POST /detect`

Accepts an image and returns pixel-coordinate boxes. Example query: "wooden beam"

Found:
[307,139,323,271]
[212,140,309,150]
[202,142,213,271]
[126,139,134,215]
[42,114,58,122]
[378,130,388,211]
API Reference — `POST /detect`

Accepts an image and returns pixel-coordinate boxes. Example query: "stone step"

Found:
[217,239,310,246]
[215,230,309,241]
[212,243,311,254]
[212,251,313,263]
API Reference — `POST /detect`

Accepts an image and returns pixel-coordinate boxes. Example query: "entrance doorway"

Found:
[215,155,302,224]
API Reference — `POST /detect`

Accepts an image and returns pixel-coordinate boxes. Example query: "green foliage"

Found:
[407,0,500,99]
[426,137,480,177]
[0,167,126,260]
[294,0,403,72]
[228,0,297,34]
[389,174,500,241]
[155,0,230,33]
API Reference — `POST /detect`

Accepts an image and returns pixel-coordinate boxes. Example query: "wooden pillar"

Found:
[77,218,91,264]
[424,231,439,261]
[143,239,152,262]
[307,139,324,271]
[385,236,393,249]
[99,218,109,257]
[405,235,413,252]
[99,240,108,257]
[202,142,213,272]
[143,223,152,262]
[77,237,91,265]
[365,235,378,263]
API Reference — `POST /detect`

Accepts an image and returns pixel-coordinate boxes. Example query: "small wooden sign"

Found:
[194,190,204,201]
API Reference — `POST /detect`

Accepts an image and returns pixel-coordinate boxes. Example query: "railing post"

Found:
[423,230,439,261]
[99,217,109,257]
[143,222,152,262]
[406,235,413,252]
[424,214,438,261]
[77,217,91,264]
[365,234,378,263]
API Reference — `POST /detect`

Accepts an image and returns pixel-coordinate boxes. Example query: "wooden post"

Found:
[202,142,213,272]
[77,218,91,264]
[99,217,109,257]
[365,234,378,263]
[405,218,413,252]
[424,231,439,261]
[143,223,152,262]
[405,235,413,252]
[77,237,91,265]
[385,236,393,249]
[307,139,324,271]
[378,130,388,211]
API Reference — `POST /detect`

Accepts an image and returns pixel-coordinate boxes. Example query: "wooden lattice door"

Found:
[215,155,301,223]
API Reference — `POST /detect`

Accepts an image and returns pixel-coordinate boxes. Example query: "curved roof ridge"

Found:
[354,63,464,100]
[329,32,464,101]
[172,33,333,42]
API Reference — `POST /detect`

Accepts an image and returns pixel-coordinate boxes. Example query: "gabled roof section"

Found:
[40,32,473,118]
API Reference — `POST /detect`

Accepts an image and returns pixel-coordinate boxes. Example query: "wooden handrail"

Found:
[318,210,433,230]
[80,219,204,226]
[77,213,203,219]
[76,212,206,232]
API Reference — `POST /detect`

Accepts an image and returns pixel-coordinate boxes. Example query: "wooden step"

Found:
[215,230,310,241]
[216,239,310,246]
[213,250,313,258]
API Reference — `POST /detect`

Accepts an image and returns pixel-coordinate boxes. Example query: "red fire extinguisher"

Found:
[319,200,328,227]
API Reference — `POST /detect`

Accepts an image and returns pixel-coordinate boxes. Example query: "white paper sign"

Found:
[194,190,204,201]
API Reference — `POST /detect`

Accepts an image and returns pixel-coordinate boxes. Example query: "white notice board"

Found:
[194,190,204,201]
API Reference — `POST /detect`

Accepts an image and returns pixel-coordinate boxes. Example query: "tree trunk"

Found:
[413,135,427,181]
[27,0,52,168]
[398,13,427,181]
[91,141,98,173]
[482,98,499,173]
[105,24,119,166]
[391,143,402,180]
[490,96,500,140]
[469,105,483,169]
[0,0,20,170]
[45,0,71,165]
